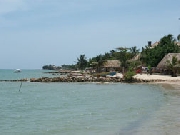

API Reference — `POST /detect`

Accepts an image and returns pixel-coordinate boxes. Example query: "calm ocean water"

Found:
[0,69,180,135]
[0,69,55,80]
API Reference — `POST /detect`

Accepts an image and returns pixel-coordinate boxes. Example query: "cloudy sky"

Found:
[0,0,180,69]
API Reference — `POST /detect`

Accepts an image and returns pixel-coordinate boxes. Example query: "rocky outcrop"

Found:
[30,76,122,82]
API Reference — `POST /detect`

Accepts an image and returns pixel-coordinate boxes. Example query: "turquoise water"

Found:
[0,70,180,135]
[0,69,56,80]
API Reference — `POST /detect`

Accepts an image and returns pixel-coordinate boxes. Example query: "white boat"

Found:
[14,69,21,73]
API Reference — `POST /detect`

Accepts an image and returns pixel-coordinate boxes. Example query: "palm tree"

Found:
[110,50,115,58]
[116,47,130,73]
[130,46,140,58]
[166,56,180,77]
[95,55,105,73]
[177,34,180,42]
[77,54,87,70]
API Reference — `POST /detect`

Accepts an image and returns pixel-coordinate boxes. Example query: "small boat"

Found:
[14,69,21,73]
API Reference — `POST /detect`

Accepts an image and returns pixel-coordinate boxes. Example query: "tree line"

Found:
[43,34,180,73]
[76,34,180,71]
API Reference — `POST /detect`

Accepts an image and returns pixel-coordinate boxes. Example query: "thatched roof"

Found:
[151,41,159,48]
[130,53,141,61]
[150,41,180,48]
[176,41,180,46]
[103,60,121,68]
[157,53,180,68]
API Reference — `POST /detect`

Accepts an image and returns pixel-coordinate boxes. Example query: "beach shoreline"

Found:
[133,74,180,82]
[133,73,180,90]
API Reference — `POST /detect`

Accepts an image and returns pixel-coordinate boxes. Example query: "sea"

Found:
[0,69,180,135]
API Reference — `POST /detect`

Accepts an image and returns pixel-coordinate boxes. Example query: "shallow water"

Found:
[0,69,55,80]
[0,70,179,135]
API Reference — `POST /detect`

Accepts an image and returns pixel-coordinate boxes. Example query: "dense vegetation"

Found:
[75,46,140,71]
[43,34,180,76]
[42,65,61,70]
[140,34,180,67]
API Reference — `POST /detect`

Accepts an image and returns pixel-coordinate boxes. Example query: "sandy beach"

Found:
[134,74,180,90]
[134,74,180,82]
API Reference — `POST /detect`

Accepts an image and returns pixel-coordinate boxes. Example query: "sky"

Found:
[0,0,180,69]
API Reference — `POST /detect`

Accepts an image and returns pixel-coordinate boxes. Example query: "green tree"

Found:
[140,34,180,67]
[95,55,105,72]
[177,34,180,42]
[77,54,87,70]
[88,55,105,73]
[42,65,56,70]
[129,46,140,59]
[123,65,136,82]
[167,56,180,77]
[116,47,131,73]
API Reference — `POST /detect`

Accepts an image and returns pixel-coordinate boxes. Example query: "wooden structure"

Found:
[102,60,121,72]
[157,53,180,68]
[157,53,180,75]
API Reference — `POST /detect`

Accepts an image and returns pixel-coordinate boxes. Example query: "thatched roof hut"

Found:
[102,60,121,72]
[176,41,180,46]
[157,53,180,69]
[103,60,121,68]
[129,53,141,61]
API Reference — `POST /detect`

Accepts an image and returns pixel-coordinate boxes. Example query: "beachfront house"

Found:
[148,41,180,49]
[157,53,180,75]
[102,60,121,72]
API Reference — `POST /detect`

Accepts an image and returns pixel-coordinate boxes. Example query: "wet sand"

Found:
[131,76,180,135]
[134,74,180,90]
